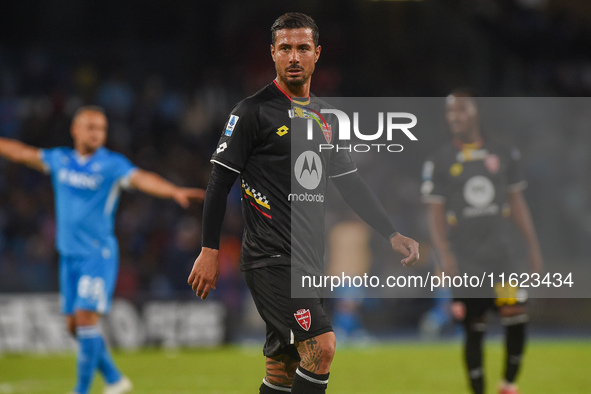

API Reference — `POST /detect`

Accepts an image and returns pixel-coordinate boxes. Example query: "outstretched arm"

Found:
[0,137,46,172]
[509,189,543,273]
[331,171,419,267]
[188,163,239,299]
[129,169,205,208]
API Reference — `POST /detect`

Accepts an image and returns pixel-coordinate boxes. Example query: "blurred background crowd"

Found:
[1,0,590,340]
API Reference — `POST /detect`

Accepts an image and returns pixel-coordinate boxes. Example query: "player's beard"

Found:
[451,121,479,143]
[281,66,311,88]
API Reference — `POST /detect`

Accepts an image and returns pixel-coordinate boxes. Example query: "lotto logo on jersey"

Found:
[217,142,228,154]
[224,115,239,136]
[294,309,311,331]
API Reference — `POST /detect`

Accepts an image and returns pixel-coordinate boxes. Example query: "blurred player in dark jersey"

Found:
[188,12,419,394]
[422,91,543,394]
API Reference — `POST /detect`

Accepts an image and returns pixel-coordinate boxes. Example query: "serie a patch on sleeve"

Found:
[224,114,240,136]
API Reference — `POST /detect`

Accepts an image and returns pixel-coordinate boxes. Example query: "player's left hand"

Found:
[172,187,206,208]
[390,233,420,267]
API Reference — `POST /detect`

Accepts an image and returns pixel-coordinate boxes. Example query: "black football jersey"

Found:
[211,81,356,273]
[421,139,527,272]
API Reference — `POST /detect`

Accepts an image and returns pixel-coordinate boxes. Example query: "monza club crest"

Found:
[322,123,332,143]
[294,308,311,331]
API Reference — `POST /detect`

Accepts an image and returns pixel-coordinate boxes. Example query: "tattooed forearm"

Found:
[265,355,299,386]
[297,337,323,373]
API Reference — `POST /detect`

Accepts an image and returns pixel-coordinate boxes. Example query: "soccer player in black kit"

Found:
[188,12,419,394]
[422,92,543,394]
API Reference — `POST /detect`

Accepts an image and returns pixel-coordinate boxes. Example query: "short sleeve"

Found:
[326,116,357,178]
[111,153,138,189]
[506,146,527,192]
[328,148,357,178]
[421,157,446,203]
[39,147,63,174]
[210,100,259,174]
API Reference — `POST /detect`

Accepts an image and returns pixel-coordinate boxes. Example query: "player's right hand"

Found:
[173,187,206,208]
[390,233,420,267]
[188,247,220,300]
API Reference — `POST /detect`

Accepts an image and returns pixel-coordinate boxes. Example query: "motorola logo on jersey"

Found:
[464,176,495,207]
[294,151,323,190]
[58,169,103,190]
[462,175,499,218]
[289,151,325,203]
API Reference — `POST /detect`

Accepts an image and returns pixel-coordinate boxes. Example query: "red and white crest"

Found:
[484,154,500,174]
[294,308,311,331]
[322,124,332,144]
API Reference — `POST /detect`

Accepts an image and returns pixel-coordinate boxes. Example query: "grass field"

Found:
[1,340,589,393]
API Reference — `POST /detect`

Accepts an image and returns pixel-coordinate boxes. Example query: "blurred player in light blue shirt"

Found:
[0,106,205,394]
[42,146,136,261]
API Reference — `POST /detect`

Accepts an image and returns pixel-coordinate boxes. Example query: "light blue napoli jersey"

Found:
[40,147,137,257]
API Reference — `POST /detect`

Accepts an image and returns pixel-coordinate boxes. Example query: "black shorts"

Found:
[244,264,333,358]
[456,283,528,322]
[456,298,498,322]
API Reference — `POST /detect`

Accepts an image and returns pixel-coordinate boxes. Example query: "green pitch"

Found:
[1,340,589,393]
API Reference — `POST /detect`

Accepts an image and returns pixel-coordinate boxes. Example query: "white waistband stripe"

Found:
[295,368,329,385]
[262,378,292,392]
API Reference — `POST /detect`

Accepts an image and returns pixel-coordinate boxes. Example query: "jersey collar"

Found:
[273,80,311,105]
[74,147,105,165]
[453,138,483,150]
